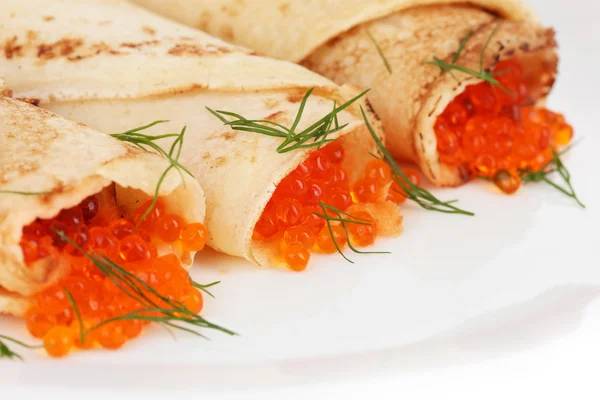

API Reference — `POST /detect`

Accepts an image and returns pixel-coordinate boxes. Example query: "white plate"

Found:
[2,0,600,397]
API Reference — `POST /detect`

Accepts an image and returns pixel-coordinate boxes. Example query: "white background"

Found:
[2,0,600,398]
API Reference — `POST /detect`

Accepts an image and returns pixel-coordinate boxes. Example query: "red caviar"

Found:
[434,59,574,193]
[180,223,209,252]
[316,225,348,254]
[19,191,208,358]
[348,211,377,247]
[43,325,73,358]
[253,141,412,271]
[156,214,185,242]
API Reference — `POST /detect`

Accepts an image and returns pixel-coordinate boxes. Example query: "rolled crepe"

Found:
[0,0,395,270]
[134,0,558,186]
[0,90,205,316]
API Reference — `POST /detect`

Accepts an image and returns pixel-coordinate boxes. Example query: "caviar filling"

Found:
[434,59,573,193]
[20,185,209,358]
[252,141,417,271]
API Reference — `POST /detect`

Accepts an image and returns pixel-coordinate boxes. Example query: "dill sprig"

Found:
[0,334,41,361]
[191,280,220,299]
[315,202,390,263]
[55,230,236,342]
[112,121,192,227]
[111,120,193,177]
[64,288,85,346]
[0,190,50,195]
[360,106,474,216]
[206,88,369,153]
[426,25,511,94]
[453,28,473,64]
[366,30,392,74]
[519,147,585,208]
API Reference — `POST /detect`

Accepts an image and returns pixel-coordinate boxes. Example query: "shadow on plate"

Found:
[3,284,597,391]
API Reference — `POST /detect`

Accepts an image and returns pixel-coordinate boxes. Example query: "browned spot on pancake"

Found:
[0,89,13,98]
[365,99,380,121]
[263,98,281,109]
[38,182,66,205]
[168,83,207,96]
[197,10,212,31]
[37,37,84,60]
[168,43,231,56]
[428,95,442,117]
[67,41,122,61]
[91,42,122,55]
[265,111,284,122]
[43,15,55,22]
[142,25,156,36]
[3,36,23,59]
[16,97,40,107]
[250,155,256,163]
[201,152,211,160]
[214,157,227,167]
[323,34,344,49]
[222,132,238,141]
[101,143,140,164]
[286,89,307,103]
[98,20,112,26]
[120,40,159,49]
[205,130,239,142]
[26,30,39,42]
[221,25,235,41]
[67,54,88,62]
[279,2,290,15]
[497,41,505,53]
